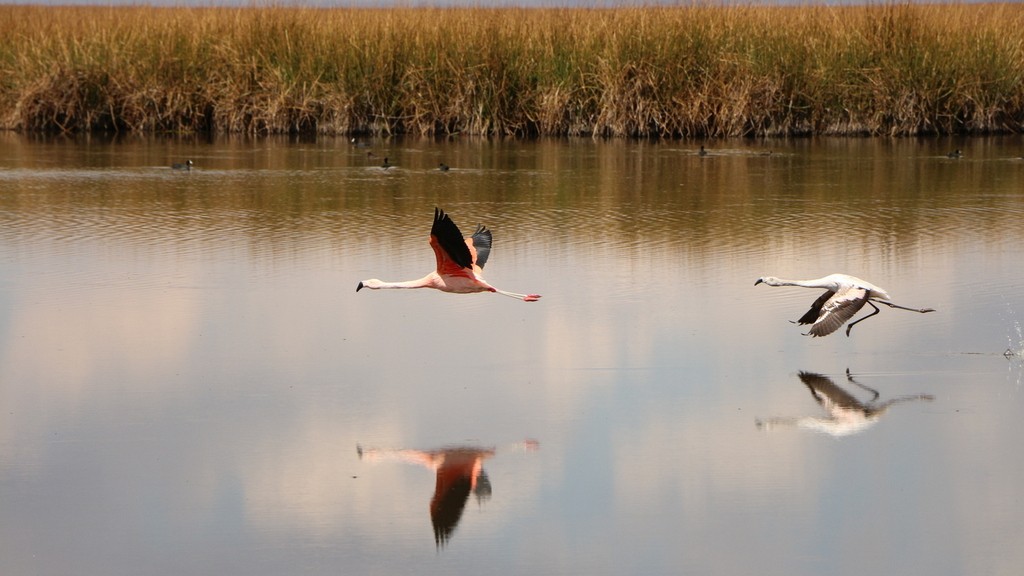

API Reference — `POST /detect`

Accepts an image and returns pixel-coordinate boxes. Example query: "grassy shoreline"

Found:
[2,4,1023,137]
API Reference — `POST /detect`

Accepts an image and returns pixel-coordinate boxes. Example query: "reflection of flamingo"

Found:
[754,274,935,337]
[756,370,934,437]
[357,208,541,301]
[357,440,539,547]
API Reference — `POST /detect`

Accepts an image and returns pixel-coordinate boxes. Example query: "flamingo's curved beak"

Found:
[754,278,764,286]
[356,282,364,292]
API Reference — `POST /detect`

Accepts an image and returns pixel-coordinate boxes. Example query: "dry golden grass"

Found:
[1,4,1023,137]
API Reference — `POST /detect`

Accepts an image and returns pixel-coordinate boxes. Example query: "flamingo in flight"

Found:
[754,273,934,337]
[357,208,541,301]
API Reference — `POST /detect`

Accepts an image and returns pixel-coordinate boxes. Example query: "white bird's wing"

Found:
[808,287,869,337]
[796,290,835,326]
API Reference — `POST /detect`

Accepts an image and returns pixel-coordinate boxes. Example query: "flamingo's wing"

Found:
[808,287,869,337]
[430,208,473,274]
[796,290,835,325]
[470,225,492,269]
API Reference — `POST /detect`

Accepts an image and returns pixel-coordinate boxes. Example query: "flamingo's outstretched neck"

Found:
[357,278,432,292]
[494,288,542,302]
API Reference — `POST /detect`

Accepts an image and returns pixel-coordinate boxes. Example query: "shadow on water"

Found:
[756,370,935,437]
[357,440,539,547]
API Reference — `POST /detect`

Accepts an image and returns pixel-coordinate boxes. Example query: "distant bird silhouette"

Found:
[698,145,708,157]
[438,163,450,171]
[171,160,193,171]
[381,157,391,170]
[947,149,963,159]
[754,273,935,337]
[357,208,541,301]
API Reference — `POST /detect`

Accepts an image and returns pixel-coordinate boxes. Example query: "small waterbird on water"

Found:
[754,273,935,337]
[357,207,541,302]
[947,149,963,158]
[171,160,193,171]
[381,157,391,170]
[438,163,450,171]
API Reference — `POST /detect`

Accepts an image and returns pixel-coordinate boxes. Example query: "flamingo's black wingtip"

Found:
[434,207,450,225]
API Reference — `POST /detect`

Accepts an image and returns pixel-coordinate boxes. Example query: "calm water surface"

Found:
[1,133,1023,575]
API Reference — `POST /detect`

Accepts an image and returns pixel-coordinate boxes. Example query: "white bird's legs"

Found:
[878,301,936,314]
[843,301,881,337]
[838,300,936,337]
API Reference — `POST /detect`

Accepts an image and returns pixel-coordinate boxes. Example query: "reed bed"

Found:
[1,3,1023,137]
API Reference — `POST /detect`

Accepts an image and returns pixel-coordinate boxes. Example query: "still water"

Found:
[1,133,1022,575]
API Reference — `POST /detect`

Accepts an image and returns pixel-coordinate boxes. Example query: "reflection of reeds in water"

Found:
[2,4,1024,136]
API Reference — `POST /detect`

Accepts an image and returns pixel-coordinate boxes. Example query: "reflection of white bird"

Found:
[754,273,935,337]
[756,371,934,437]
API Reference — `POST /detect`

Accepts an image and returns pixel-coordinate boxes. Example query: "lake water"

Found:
[1,132,1022,576]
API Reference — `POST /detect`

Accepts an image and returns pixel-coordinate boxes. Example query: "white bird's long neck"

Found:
[771,277,829,289]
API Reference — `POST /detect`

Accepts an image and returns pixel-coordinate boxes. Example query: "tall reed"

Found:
[1,4,1022,137]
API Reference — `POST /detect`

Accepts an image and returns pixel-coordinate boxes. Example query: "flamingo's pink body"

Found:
[357,208,540,302]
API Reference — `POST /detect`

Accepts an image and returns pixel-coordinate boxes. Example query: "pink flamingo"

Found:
[357,208,541,301]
